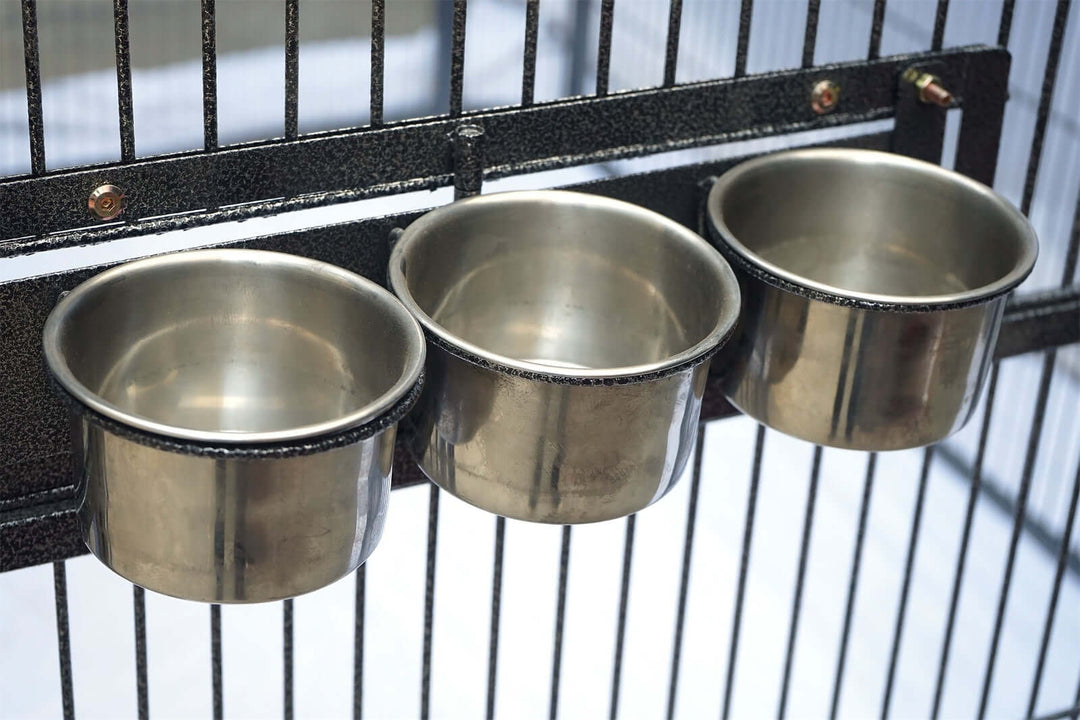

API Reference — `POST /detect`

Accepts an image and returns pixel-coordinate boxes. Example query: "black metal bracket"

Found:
[0,44,1020,571]
[5,138,1078,572]
[995,286,1080,358]
[452,123,486,200]
[5,277,1076,572]
[892,61,950,165]
[0,45,1008,254]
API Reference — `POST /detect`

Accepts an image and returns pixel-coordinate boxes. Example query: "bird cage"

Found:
[1,0,1078,718]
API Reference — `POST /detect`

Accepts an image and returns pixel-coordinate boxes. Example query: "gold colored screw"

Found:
[88,185,125,220]
[811,80,841,115]
[903,69,954,108]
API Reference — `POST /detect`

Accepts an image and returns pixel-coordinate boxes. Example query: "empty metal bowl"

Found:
[390,190,740,523]
[43,249,425,602]
[707,148,1038,451]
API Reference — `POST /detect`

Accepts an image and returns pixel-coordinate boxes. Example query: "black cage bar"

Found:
[1,0,1079,718]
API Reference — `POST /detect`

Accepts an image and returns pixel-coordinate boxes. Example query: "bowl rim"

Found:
[706,147,1039,309]
[389,189,742,383]
[43,248,427,445]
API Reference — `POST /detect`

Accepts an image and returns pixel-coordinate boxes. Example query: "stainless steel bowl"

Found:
[707,148,1038,451]
[43,249,426,602]
[390,190,740,523]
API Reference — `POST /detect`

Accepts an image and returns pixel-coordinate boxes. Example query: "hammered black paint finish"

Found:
[452,124,486,200]
[112,0,136,162]
[449,0,467,117]
[954,49,1010,186]
[0,47,1006,243]
[0,136,875,567]
[0,43,1041,575]
[0,127,449,242]
[20,0,46,175]
[995,289,1080,359]
[1,500,86,570]
[0,177,445,260]
[891,61,948,165]
[3,149,1076,571]
[0,268,97,505]
[201,0,218,151]
[285,0,300,141]
[0,455,74,512]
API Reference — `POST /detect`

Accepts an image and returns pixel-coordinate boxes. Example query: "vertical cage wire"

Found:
[19,0,46,174]
[112,0,135,161]
[733,0,753,78]
[665,424,707,720]
[1023,181,1080,718]
[931,0,950,52]
[485,516,506,720]
[4,1,1079,718]
[880,447,934,720]
[353,565,366,720]
[998,0,1017,47]
[1027,455,1080,718]
[369,0,385,125]
[420,483,440,720]
[201,0,218,151]
[548,524,573,720]
[977,2,1073,713]
[1017,0,1072,219]
[829,453,878,720]
[662,0,682,87]
[609,514,636,720]
[979,350,1060,719]
[521,0,539,106]
[931,366,999,719]
[54,562,75,720]
[801,0,821,68]
[868,0,887,60]
[777,445,824,719]
[283,599,294,720]
[133,585,149,720]
[721,425,767,720]
[449,0,468,117]
[211,604,223,720]
[284,0,300,140]
[595,0,615,96]
[1062,189,1080,285]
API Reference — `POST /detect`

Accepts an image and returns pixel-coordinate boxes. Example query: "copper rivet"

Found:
[811,80,840,115]
[903,69,954,108]
[89,184,125,221]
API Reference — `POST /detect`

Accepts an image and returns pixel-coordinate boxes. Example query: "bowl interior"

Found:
[712,151,1036,300]
[398,194,733,372]
[51,251,420,439]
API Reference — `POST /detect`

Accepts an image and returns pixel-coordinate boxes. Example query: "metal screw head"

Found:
[89,184,124,220]
[915,74,953,107]
[902,68,954,108]
[811,80,840,115]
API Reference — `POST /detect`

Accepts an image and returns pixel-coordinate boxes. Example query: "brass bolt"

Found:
[903,69,954,107]
[89,184,124,220]
[811,80,841,115]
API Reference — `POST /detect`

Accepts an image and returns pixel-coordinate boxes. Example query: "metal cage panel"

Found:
[0,0,1078,718]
